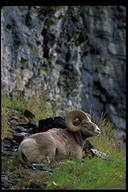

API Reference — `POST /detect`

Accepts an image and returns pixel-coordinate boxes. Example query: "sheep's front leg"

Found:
[39,145,56,164]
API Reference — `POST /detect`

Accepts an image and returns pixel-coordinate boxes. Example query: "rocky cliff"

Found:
[1,6,126,140]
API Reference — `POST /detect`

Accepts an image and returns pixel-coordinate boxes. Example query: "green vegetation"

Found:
[46,152,126,189]
[1,95,50,140]
[1,98,8,140]
[1,96,126,190]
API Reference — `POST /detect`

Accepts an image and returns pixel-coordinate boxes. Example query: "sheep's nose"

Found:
[96,126,101,135]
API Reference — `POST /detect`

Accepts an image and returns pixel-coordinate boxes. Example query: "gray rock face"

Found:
[1,6,126,140]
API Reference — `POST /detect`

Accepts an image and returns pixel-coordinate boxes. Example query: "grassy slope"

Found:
[1,96,126,190]
[46,118,126,190]
[46,152,126,189]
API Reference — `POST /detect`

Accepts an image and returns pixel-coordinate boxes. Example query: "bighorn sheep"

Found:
[17,110,101,164]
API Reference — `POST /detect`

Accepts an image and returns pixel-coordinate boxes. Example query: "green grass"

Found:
[46,151,126,190]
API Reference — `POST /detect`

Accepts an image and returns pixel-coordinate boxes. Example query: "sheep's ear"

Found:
[81,119,86,124]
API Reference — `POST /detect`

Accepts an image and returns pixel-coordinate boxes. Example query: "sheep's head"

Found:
[65,110,101,137]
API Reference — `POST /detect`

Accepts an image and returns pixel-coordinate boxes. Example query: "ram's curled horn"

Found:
[65,110,89,132]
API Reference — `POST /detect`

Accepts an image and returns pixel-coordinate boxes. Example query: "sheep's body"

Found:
[17,110,101,164]
[18,128,83,163]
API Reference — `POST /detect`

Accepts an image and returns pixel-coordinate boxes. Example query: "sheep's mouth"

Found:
[94,129,101,136]
[94,132,100,136]
[97,132,101,136]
